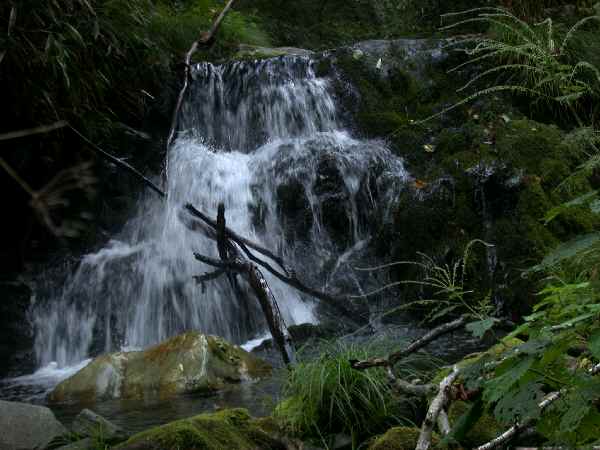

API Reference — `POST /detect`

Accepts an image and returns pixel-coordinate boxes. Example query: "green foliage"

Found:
[1,0,269,134]
[380,239,496,333]
[275,339,428,447]
[457,275,600,446]
[419,7,600,126]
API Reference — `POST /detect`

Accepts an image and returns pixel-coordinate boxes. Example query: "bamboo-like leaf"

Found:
[8,7,17,37]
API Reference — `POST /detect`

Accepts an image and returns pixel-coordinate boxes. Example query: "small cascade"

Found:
[31,55,411,371]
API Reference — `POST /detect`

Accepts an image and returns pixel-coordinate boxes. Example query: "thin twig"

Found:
[68,124,165,197]
[0,120,68,141]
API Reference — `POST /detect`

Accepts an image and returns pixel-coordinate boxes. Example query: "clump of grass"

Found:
[275,338,436,448]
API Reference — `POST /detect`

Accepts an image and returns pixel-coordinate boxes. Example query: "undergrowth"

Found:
[276,338,437,449]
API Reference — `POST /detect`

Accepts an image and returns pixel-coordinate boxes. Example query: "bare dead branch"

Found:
[352,316,468,370]
[416,365,460,450]
[0,120,68,141]
[194,269,226,292]
[185,203,289,274]
[437,410,451,437]
[386,367,437,397]
[68,124,165,197]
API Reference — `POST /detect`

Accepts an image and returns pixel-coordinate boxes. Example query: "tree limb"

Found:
[352,316,468,369]
[185,203,289,274]
[0,120,68,141]
[416,365,460,450]
[386,367,437,397]
[437,410,451,437]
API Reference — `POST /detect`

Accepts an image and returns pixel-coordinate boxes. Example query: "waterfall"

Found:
[32,55,411,369]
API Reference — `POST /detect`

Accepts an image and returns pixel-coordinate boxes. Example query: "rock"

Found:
[0,400,67,450]
[235,44,312,61]
[368,426,439,450]
[49,332,271,403]
[116,408,299,450]
[55,437,93,450]
[71,409,128,443]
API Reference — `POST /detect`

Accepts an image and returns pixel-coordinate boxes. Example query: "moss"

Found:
[368,427,439,450]
[448,401,503,448]
[117,409,285,450]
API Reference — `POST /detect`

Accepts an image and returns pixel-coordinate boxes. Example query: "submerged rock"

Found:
[0,400,67,450]
[116,408,300,450]
[71,408,129,443]
[49,332,271,403]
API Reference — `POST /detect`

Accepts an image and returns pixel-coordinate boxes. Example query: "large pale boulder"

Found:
[0,400,67,450]
[49,332,271,403]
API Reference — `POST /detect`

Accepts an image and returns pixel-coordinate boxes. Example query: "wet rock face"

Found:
[0,400,67,450]
[276,179,313,242]
[314,154,353,247]
[48,332,271,403]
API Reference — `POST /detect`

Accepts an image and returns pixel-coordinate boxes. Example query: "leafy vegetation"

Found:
[400,6,600,447]
[275,339,436,448]
[0,0,269,270]
[420,7,600,126]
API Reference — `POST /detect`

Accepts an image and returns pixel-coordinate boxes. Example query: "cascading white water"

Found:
[32,55,411,369]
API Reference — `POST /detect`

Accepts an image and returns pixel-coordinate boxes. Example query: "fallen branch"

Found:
[0,120,68,141]
[191,204,293,364]
[185,203,289,274]
[437,410,451,437]
[416,365,460,450]
[386,367,437,397]
[474,362,600,450]
[352,316,468,369]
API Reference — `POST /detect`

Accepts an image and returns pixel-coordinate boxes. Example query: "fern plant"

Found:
[418,7,600,126]
[364,240,497,337]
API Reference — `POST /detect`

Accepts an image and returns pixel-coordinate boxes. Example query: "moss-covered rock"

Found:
[116,409,294,450]
[368,426,439,450]
[48,332,271,403]
[448,401,503,448]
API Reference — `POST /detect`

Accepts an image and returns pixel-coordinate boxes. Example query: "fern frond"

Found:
[560,15,600,54]
[457,63,547,92]
[415,84,548,124]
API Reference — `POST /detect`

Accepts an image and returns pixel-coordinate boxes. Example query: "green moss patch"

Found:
[117,409,287,450]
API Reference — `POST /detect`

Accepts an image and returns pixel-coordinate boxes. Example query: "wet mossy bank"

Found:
[310,38,600,317]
